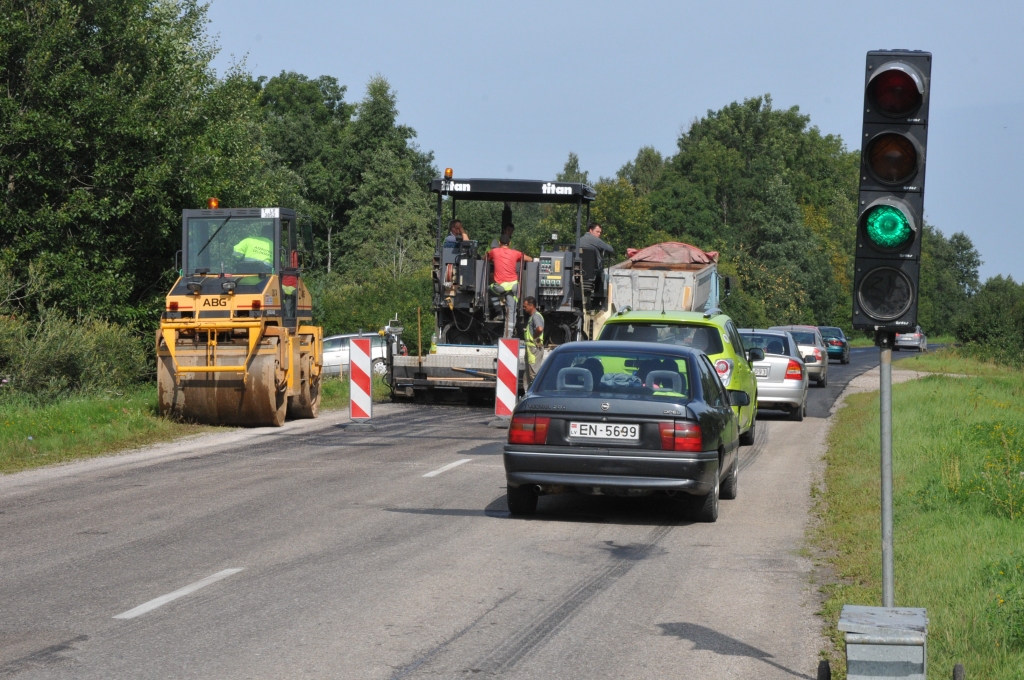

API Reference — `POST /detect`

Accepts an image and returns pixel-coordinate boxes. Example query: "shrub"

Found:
[0,311,149,403]
[955,276,1024,368]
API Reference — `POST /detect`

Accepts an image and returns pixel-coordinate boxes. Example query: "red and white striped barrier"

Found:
[349,337,372,421]
[495,338,520,417]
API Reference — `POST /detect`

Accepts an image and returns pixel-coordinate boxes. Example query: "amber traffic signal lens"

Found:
[858,267,914,321]
[868,69,923,117]
[867,133,918,185]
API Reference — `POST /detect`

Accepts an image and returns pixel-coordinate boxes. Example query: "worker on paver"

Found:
[523,296,545,390]
[444,219,469,248]
[579,222,614,269]
[487,233,532,338]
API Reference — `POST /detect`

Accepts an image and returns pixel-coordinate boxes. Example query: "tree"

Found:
[0,0,279,325]
[918,226,982,335]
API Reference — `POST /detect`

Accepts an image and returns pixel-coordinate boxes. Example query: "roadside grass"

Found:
[0,387,210,474]
[2,375,391,475]
[815,359,1024,678]
[898,347,1013,379]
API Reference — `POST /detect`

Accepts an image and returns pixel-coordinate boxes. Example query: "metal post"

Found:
[878,331,895,608]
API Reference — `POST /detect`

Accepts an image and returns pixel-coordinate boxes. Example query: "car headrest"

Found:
[628,325,659,343]
[556,367,593,392]
[767,341,784,355]
[646,370,683,394]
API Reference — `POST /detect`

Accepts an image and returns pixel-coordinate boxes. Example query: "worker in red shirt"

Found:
[487,232,533,338]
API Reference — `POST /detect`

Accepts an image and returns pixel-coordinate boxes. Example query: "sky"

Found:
[206,0,1024,282]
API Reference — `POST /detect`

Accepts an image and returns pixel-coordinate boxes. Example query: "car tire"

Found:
[506,485,538,516]
[841,353,850,365]
[688,471,719,522]
[817,372,828,387]
[372,359,387,376]
[720,452,739,500]
[739,414,756,446]
[790,402,805,422]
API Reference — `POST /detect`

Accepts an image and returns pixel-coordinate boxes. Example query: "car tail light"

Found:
[508,415,550,445]
[659,421,703,452]
[829,339,842,346]
[785,359,803,380]
[714,358,734,387]
[813,348,822,361]
[168,300,179,311]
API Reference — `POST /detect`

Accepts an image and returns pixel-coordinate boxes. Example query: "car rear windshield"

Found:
[534,350,693,401]
[818,327,843,338]
[789,331,817,345]
[599,323,724,355]
[740,333,790,356]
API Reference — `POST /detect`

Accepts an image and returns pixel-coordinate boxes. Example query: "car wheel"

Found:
[720,451,739,500]
[372,359,387,376]
[688,469,719,522]
[790,402,804,422]
[739,413,756,446]
[506,485,538,516]
[817,372,828,387]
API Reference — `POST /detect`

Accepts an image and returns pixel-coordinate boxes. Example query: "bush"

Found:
[0,311,149,403]
[955,276,1024,367]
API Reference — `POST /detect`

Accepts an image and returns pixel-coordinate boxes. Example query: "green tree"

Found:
[0,0,280,325]
[918,226,982,335]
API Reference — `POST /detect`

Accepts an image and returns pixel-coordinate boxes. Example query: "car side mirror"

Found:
[746,348,765,362]
[803,355,815,363]
[728,390,750,407]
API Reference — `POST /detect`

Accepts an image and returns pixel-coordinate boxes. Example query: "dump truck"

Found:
[157,205,322,426]
[590,241,724,339]
[387,174,603,401]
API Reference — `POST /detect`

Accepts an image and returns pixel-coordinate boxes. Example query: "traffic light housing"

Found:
[852,51,931,332]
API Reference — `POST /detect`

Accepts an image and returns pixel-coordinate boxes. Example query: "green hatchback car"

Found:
[598,311,762,445]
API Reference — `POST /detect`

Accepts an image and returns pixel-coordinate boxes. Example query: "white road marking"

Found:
[422,459,473,478]
[113,568,244,620]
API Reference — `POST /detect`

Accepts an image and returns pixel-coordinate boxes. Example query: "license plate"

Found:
[753,366,770,378]
[569,422,640,440]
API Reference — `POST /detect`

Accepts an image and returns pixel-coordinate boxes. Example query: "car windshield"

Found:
[187,217,277,275]
[599,322,724,355]
[740,333,790,356]
[818,327,843,339]
[789,331,817,345]
[533,349,692,401]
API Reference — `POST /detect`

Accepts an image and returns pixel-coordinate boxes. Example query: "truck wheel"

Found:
[506,485,538,516]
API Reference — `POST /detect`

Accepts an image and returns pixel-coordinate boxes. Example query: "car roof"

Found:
[550,340,700,359]
[738,328,790,336]
[604,310,729,327]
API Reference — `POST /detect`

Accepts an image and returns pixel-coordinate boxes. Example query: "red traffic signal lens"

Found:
[868,68,923,118]
[866,133,918,185]
[857,266,914,321]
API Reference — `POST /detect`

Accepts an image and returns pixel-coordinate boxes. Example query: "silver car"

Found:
[770,325,828,387]
[740,330,809,421]
[895,326,928,352]
[322,334,389,377]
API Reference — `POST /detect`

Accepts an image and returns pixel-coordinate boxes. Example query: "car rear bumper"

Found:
[826,347,846,357]
[754,382,805,408]
[504,448,718,495]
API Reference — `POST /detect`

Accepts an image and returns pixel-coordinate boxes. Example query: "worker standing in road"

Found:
[523,296,545,390]
[487,233,532,338]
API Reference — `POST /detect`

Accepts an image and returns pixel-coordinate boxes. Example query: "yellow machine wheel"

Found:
[157,343,288,427]
[286,352,321,420]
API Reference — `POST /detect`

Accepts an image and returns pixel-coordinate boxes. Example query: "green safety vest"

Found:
[233,236,273,265]
[526,311,544,363]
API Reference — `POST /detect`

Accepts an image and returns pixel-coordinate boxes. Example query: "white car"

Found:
[895,326,928,352]
[323,334,389,376]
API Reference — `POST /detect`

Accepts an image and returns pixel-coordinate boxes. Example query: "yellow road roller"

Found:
[157,203,322,426]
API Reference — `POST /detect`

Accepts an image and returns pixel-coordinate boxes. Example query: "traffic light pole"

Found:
[877,331,896,608]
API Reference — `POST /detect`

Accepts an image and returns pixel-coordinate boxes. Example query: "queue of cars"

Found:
[503,311,874,521]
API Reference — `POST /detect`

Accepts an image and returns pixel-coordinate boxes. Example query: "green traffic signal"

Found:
[864,205,912,249]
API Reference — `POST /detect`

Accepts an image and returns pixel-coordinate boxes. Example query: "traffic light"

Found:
[852,51,931,332]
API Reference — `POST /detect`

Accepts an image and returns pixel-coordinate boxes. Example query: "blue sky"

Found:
[207,0,1024,282]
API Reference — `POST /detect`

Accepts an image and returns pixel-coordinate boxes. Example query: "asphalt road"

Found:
[0,345,925,679]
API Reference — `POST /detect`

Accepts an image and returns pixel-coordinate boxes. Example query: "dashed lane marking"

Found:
[423,459,473,478]
[113,568,244,620]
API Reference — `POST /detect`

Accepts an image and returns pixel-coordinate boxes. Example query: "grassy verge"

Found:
[849,333,955,348]
[897,347,1009,378]
[1,387,211,474]
[319,374,391,411]
[814,356,1024,678]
